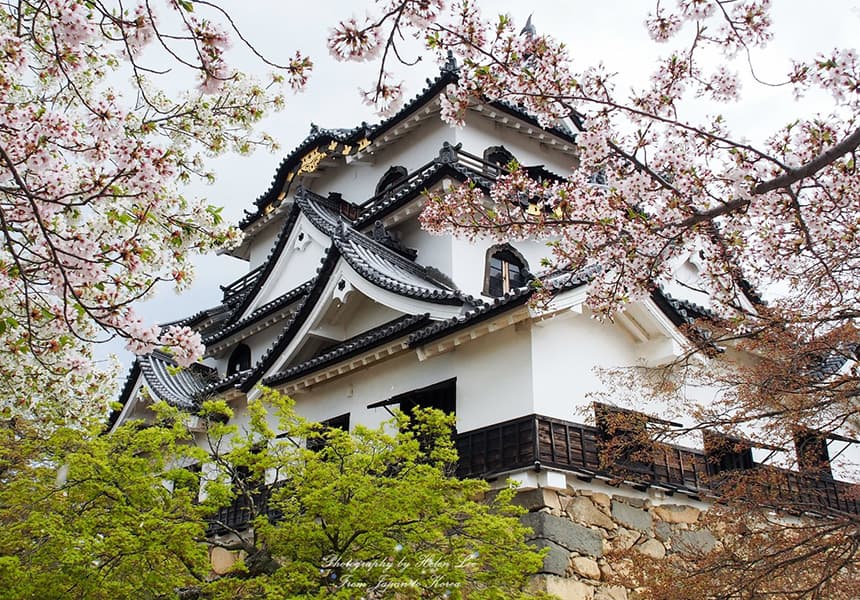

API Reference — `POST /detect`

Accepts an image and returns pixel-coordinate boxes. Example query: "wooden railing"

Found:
[455,414,858,515]
[220,265,263,305]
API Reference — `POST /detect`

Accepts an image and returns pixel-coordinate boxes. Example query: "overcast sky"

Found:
[113,1,859,365]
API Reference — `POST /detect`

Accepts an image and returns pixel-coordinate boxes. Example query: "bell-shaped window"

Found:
[227,344,251,375]
[483,146,516,175]
[375,165,408,195]
[484,245,529,297]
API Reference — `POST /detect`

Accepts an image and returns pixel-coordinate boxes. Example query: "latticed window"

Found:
[486,247,528,297]
[703,431,755,475]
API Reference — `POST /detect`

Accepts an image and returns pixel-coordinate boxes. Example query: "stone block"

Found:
[571,556,602,580]
[210,547,239,575]
[671,529,716,556]
[636,538,666,559]
[514,488,563,512]
[529,538,571,576]
[611,527,641,551]
[654,521,672,542]
[522,511,604,557]
[611,500,653,532]
[531,575,595,600]
[653,503,700,524]
[595,586,629,600]
[590,492,612,512]
[614,495,647,508]
[565,496,617,530]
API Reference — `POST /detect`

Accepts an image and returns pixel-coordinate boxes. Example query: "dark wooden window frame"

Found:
[306,412,351,452]
[483,244,529,297]
[483,145,516,176]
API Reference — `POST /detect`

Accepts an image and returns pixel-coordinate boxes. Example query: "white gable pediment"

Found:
[240,213,330,321]
[247,260,466,400]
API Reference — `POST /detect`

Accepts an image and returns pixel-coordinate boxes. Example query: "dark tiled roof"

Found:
[238,247,341,392]
[239,124,368,229]
[203,280,313,346]
[806,346,858,382]
[332,222,474,307]
[236,215,480,392]
[406,264,598,347]
[354,150,492,229]
[408,288,532,347]
[367,70,457,142]
[264,313,432,386]
[651,288,715,328]
[107,353,219,430]
[488,98,578,144]
[193,368,249,399]
[240,62,581,233]
[226,203,304,325]
[294,186,342,235]
[138,351,218,408]
[161,304,232,335]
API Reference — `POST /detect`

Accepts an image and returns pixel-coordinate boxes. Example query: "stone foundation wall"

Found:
[516,487,716,600]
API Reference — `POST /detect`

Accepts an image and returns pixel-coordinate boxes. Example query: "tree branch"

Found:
[753,126,860,194]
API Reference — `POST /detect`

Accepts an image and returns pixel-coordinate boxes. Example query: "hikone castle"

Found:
[110,59,858,598]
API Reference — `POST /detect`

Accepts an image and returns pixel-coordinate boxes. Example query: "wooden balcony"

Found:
[455,414,859,516]
[220,265,263,305]
[455,414,707,492]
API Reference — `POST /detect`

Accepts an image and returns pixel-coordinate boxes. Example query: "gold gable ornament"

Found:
[356,138,371,152]
[298,148,328,175]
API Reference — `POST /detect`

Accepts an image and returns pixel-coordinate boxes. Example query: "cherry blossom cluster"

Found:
[0,1,296,427]
[328,1,575,128]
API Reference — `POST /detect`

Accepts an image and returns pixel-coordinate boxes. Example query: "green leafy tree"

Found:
[0,409,211,599]
[0,391,548,599]
[202,389,547,599]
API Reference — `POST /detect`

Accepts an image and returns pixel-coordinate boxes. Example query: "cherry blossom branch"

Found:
[753,126,860,194]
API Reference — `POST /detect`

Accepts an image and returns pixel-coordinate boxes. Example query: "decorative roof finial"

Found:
[436,141,459,164]
[520,14,536,38]
[441,50,458,74]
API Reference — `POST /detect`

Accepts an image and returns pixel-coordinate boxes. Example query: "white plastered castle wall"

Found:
[312,118,458,204]
[248,218,282,270]
[454,111,577,175]
[216,320,536,438]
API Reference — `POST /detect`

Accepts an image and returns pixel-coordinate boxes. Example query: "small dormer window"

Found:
[483,146,516,175]
[375,165,408,195]
[484,245,528,297]
[227,344,251,375]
